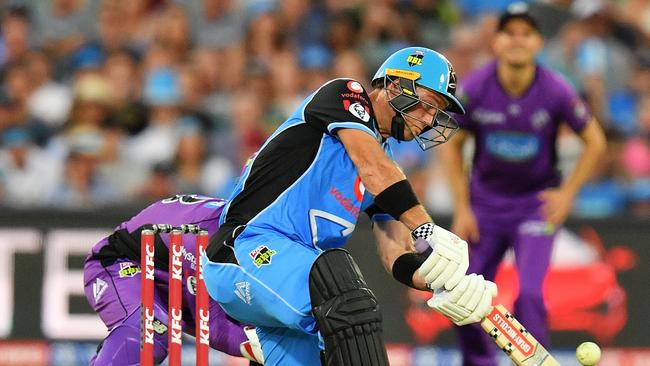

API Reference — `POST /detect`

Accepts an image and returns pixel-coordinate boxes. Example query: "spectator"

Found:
[133,161,176,202]
[213,87,266,167]
[0,127,61,206]
[622,94,650,215]
[267,50,303,125]
[119,0,159,53]
[299,43,333,91]
[152,4,192,64]
[0,6,33,69]
[25,51,73,130]
[65,73,113,134]
[573,129,628,217]
[331,49,369,85]
[185,0,246,49]
[172,122,236,197]
[34,0,94,67]
[125,67,186,168]
[190,47,235,124]
[327,10,361,53]
[3,62,51,145]
[0,0,644,217]
[573,1,634,122]
[102,51,147,135]
[49,129,119,208]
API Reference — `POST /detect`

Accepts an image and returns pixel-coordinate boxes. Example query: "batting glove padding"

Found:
[415,225,469,291]
[427,274,498,326]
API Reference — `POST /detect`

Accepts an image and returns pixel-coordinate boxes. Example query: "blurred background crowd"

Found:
[0,0,648,218]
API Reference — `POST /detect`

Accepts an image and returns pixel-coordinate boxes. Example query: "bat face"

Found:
[480,304,560,366]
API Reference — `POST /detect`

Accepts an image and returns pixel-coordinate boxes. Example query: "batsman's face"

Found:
[375,81,449,140]
[401,87,449,140]
[493,19,543,68]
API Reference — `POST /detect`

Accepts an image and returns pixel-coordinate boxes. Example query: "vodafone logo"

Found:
[346,80,364,93]
[354,176,365,202]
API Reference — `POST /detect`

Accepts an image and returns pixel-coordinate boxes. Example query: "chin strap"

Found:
[390,113,406,141]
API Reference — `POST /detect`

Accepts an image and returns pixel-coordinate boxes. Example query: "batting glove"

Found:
[413,223,469,291]
[428,273,498,326]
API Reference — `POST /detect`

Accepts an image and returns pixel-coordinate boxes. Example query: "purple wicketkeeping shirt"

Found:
[454,61,590,208]
[89,195,227,313]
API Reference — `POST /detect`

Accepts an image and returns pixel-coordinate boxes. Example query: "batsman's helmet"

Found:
[371,47,464,149]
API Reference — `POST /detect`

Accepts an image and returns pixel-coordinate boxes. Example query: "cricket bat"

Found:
[481,304,560,366]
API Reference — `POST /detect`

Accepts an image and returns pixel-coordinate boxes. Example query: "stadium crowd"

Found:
[0,0,648,217]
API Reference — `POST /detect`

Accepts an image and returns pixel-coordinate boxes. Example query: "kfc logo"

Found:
[343,100,370,122]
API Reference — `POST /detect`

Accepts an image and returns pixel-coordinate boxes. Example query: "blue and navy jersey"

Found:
[213,78,394,252]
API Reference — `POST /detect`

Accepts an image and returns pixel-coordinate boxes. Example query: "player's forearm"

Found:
[373,220,412,273]
[360,164,434,230]
[339,128,408,194]
[356,156,408,195]
[374,220,430,291]
[562,119,607,196]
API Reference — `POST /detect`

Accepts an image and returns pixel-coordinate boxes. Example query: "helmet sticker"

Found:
[407,50,424,66]
[446,61,457,95]
[346,80,364,93]
[386,68,420,80]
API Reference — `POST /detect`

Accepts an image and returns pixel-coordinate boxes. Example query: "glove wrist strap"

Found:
[411,222,435,241]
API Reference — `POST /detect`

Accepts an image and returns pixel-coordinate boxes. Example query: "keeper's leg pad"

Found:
[309,248,389,366]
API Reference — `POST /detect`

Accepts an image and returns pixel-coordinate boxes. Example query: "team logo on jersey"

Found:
[486,131,540,162]
[118,262,141,278]
[92,278,108,302]
[346,80,364,93]
[249,245,277,268]
[330,185,361,218]
[343,100,370,122]
[520,220,555,235]
[188,275,197,295]
[340,92,369,104]
[531,109,550,129]
[152,319,168,335]
[407,50,424,66]
[508,103,521,116]
[204,200,226,209]
[235,281,252,305]
[354,176,366,202]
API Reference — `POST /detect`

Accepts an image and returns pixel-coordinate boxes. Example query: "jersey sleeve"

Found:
[303,78,379,139]
[364,204,394,223]
[554,76,591,132]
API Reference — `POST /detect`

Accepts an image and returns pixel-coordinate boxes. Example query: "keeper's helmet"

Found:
[371,47,464,150]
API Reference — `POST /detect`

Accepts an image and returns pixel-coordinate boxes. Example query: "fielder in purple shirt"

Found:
[83,194,264,365]
[441,4,606,366]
